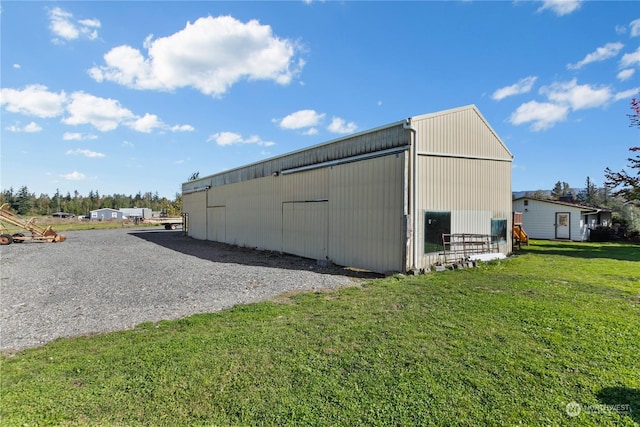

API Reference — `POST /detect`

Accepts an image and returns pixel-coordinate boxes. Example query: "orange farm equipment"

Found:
[512,211,528,250]
[0,203,66,245]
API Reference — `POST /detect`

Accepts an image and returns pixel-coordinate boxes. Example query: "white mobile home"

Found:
[512,197,612,241]
[183,105,513,273]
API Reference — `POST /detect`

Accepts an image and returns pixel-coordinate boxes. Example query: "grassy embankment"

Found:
[1,240,638,426]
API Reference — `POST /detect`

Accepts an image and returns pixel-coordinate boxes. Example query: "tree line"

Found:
[0,187,182,218]
[524,176,609,206]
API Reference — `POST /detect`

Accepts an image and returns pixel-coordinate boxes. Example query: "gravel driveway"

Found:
[1,227,373,352]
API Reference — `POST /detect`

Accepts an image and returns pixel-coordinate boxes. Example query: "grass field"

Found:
[0,217,157,234]
[1,240,638,426]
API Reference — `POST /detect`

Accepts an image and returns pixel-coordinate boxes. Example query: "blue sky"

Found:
[1,1,639,199]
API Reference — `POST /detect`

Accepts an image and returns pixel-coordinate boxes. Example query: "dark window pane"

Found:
[491,219,507,244]
[424,211,451,253]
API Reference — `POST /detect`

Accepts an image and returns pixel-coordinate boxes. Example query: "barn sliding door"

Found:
[207,206,226,242]
[282,201,328,260]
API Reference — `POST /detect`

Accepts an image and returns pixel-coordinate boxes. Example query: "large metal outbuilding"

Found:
[182,105,513,273]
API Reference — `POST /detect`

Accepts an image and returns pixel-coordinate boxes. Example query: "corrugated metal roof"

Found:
[184,120,408,191]
[183,105,510,191]
[513,197,611,212]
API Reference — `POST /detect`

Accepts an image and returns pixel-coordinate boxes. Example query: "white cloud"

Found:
[62,92,134,131]
[171,124,194,132]
[49,8,78,40]
[65,148,106,158]
[540,79,611,110]
[567,42,624,70]
[0,84,66,118]
[24,122,42,132]
[277,109,325,129]
[327,117,358,134]
[49,7,100,43]
[617,69,636,81]
[208,131,275,147]
[88,45,155,88]
[78,18,101,28]
[614,87,640,102]
[492,76,538,101]
[508,78,631,131]
[1,85,174,135]
[5,121,42,133]
[127,114,194,133]
[630,18,640,37]
[89,15,303,97]
[620,46,640,68]
[537,0,582,16]
[127,113,165,133]
[63,132,98,141]
[509,101,569,131]
[13,64,20,69]
[61,171,86,181]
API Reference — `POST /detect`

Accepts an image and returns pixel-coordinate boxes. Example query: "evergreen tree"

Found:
[551,181,572,199]
[16,186,33,215]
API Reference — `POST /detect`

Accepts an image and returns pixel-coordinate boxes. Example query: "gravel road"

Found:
[1,227,373,352]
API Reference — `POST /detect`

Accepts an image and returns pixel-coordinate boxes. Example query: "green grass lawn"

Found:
[1,240,638,426]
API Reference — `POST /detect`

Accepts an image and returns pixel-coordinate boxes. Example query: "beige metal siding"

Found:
[411,106,513,268]
[183,191,207,240]
[416,155,512,268]
[283,201,328,260]
[329,153,406,273]
[207,206,226,242]
[217,176,282,250]
[413,106,512,160]
[282,168,328,202]
[183,105,512,273]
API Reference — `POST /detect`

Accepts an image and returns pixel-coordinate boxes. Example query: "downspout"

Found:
[403,119,418,271]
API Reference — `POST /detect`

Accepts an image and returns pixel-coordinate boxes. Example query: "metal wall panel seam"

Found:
[416,152,512,162]
[281,145,410,175]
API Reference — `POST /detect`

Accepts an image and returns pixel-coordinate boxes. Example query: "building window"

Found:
[112,212,118,219]
[524,200,528,206]
[491,219,507,244]
[424,211,451,253]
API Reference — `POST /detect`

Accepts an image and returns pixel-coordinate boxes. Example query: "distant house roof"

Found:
[513,197,611,213]
[90,208,120,213]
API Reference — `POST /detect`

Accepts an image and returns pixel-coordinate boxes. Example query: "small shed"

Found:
[183,105,513,273]
[89,208,126,221]
[512,197,612,241]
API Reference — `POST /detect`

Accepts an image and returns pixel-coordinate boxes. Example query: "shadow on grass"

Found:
[129,230,382,280]
[597,386,639,423]
[521,241,640,262]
